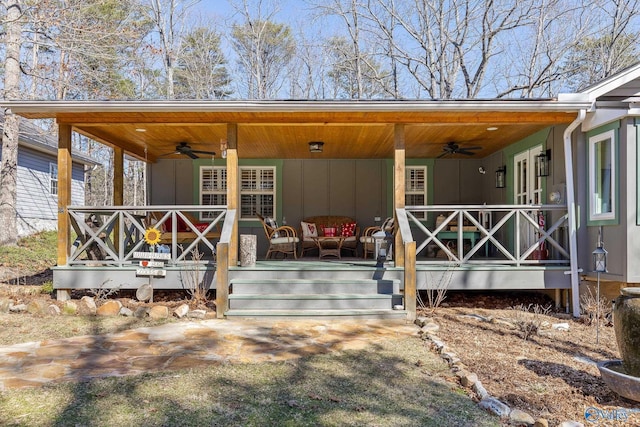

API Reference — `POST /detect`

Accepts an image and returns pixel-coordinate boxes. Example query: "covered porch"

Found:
[5,98,593,319]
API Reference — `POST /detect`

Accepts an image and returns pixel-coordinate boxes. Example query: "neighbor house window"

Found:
[589,129,616,221]
[49,163,58,195]
[200,166,276,220]
[406,166,427,220]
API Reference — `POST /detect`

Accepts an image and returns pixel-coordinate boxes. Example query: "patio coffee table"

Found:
[311,236,346,259]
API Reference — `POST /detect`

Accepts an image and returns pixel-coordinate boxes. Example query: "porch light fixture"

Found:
[535,149,551,177]
[309,141,324,153]
[495,166,506,188]
[220,139,228,159]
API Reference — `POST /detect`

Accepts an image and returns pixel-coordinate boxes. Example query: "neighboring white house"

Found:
[0,117,95,237]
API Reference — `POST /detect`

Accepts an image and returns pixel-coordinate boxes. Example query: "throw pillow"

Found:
[264,217,279,238]
[340,222,357,237]
[301,221,318,238]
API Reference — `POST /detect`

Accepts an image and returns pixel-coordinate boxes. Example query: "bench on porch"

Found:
[300,216,360,257]
[146,211,221,244]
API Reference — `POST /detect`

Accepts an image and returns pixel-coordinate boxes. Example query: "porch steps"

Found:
[225,278,406,319]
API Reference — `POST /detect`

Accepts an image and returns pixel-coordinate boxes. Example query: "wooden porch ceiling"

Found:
[17,103,584,162]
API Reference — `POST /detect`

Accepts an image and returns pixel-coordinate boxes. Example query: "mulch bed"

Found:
[421,291,638,426]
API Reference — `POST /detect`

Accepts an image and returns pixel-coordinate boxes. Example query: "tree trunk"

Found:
[0,0,23,246]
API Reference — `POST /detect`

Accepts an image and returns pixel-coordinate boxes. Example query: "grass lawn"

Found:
[0,233,499,426]
[0,336,498,427]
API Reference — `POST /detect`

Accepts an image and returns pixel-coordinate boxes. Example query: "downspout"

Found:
[563,109,587,317]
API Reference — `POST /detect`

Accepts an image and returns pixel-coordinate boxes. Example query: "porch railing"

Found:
[405,204,570,266]
[67,205,227,266]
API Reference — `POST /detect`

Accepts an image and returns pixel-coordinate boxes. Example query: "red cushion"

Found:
[340,222,356,237]
[164,216,209,232]
[194,223,209,232]
[322,226,337,237]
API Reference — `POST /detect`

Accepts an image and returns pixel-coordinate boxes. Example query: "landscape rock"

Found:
[27,300,46,314]
[473,381,489,400]
[552,322,570,331]
[414,316,429,327]
[47,304,61,315]
[534,418,549,427]
[148,305,169,320]
[509,408,535,426]
[9,303,27,313]
[79,296,97,315]
[441,350,459,364]
[429,337,446,351]
[421,322,440,333]
[478,397,511,417]
[173,304,190,319]
[134,306,148,318]
[62,301,78,315]
[96,300,122,316]
[187,309,206,319]
[460,371,478,387]
[0,297,12,313]
[119,307,134,317]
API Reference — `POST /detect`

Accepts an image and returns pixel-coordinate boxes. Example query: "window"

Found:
[589,129,616,221]
[239,167,275,219]
[49,163,58,195]
[200,167,227,219]
[200,166,276,220]
[406,166,427,219]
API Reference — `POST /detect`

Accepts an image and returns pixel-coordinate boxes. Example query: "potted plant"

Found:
[597,287,640,402]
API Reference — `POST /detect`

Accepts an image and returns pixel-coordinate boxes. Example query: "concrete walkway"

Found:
[0,319,418,390]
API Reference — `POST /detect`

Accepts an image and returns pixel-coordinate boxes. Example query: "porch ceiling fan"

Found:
[162,142,216,159]
[437,141,482,158]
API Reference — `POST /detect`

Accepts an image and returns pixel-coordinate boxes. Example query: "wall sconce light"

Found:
[220,139,228,159]
[478,166,486,174]
[535,149,551,177]
[309,141,324,153]
[495,166,506,188]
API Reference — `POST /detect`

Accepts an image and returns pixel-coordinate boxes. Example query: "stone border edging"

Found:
[414,316,585,427]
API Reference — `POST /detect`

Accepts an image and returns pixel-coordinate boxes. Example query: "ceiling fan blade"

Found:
[190,149,216,156]
[456,150,476,156]
[184,151,199,159]
[437,152,449,159]
[463,146,482,151]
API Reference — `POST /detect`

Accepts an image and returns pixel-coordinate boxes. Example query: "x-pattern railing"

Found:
[67,205,226,266]
[405,204,569,265]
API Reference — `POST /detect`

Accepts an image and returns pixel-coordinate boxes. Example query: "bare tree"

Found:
[143,0,202,99]
[492,1,592,98]
[563,0,640,90]
[361,0,540,98]
[174,26,231,99]
[0,0,24,246]
[325,36,390,98]
[313,0,366,98]
[20,0,150,100]
[230,0,295,99]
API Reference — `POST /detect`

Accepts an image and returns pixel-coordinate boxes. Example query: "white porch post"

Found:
[563,109,587,317]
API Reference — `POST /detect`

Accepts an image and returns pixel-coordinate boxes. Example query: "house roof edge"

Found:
[3,98,593,116]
